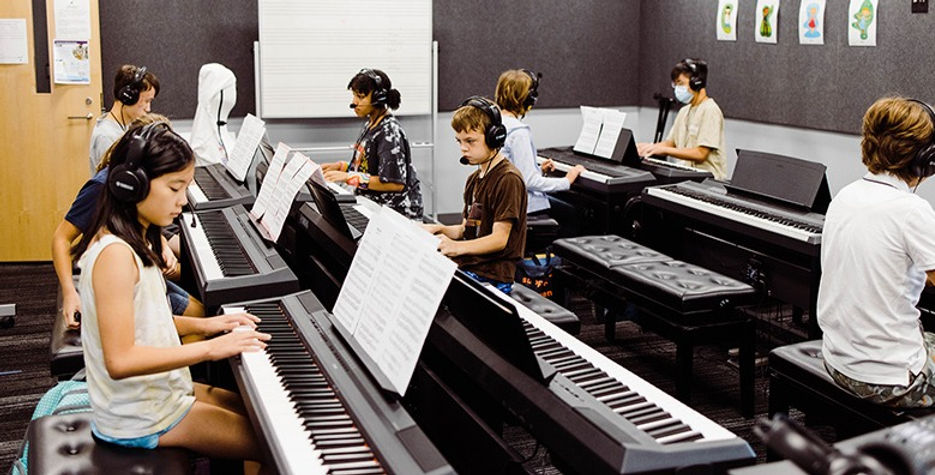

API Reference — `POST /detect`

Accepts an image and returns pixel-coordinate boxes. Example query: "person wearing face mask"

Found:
[636,58,726,180]
[321,68,424,220]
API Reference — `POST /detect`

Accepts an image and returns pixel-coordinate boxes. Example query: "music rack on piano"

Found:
[179,204,299,310]
[187,141,272,211]
[226,291,454,475]
[255,158,357,205]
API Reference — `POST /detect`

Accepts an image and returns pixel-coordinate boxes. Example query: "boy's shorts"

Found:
[463,270,513,294]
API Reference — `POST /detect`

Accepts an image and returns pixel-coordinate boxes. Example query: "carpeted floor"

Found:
[0,263,835,473]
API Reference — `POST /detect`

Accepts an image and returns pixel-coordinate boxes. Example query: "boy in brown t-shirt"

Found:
[424,96,527,293]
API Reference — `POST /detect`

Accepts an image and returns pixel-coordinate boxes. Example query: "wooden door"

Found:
[0,0,102,261]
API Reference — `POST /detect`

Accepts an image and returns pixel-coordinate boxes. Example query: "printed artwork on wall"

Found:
[755,0,780,44]
[848,0,877,46]
[717,0,738,41]
[798,0,826,45]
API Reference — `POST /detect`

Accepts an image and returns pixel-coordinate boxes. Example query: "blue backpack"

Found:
[9,377,91,475]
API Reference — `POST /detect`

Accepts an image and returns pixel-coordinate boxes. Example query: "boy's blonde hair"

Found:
[495,69,533,115]
[451,104,492,136]
[97,113,171,172]
[861,97,934,183]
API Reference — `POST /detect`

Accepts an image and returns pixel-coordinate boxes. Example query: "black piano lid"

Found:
[443,271,554,385]
[727,149,830,212]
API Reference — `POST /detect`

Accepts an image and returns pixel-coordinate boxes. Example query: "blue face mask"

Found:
[673,85,694,104]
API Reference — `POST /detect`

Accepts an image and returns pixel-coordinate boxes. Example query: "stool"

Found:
[769,340,935,437]
[525,215,561,255]
[27,413,192,474]
[554,235,758,416]
[509,283,580,335]
[51,277,84,380]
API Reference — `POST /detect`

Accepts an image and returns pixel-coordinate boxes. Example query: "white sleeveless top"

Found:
[77,234,194,438]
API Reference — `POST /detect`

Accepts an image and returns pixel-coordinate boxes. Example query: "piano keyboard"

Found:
[227,293,453,475]
[193,167,232,201]
[539,156,616,183]
[183,211,254,281]
[341,205,371,235]
[644,183,823,244]
[179,205,299,309]
[508,299,753,471]
[238,302,385,475]
[644,157,703,173]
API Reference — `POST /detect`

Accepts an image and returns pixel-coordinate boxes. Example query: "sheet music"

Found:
[260,152,317,242]
[225,114,265,182]
[332,207,455,395]
[593,109,627,158]
[250,142,291,219]
[573,106,603,155]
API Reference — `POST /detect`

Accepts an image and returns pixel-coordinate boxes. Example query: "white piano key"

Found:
[182,213,224,281]
[644,187,819,243]
[328,181,354,197]
[240,349,328,475]
[536,156,610,183]
[509,297,740,443]
[187,181,208,204]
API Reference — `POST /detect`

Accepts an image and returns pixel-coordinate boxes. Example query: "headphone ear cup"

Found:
[117,84,140,106]
[914,144,935,178]
[487,123,507,149]
[108,167,149,202]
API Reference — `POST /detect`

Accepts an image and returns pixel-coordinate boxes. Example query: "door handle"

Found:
[68,112,93,120]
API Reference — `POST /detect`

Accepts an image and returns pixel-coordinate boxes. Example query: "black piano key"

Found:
[648,424,693,439]
[329,468,385,475]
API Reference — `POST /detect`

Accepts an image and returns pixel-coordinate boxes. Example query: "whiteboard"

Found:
[257,0,432,118]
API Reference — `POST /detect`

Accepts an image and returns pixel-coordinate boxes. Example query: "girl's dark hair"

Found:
[347,69,402,110]
[72,122,194,268]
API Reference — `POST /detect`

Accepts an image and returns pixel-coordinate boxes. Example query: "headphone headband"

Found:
[460,96,507,149]
[681,58,706,91]
[521,69,541,109]
[907,99,935,178]
[358,68,389,107]
[117,65,147,106]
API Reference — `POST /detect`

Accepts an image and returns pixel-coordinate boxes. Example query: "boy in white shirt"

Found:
[818,96,935,408]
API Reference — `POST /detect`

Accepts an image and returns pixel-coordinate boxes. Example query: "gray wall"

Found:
[638,0,935,134]
[100,1,643,119]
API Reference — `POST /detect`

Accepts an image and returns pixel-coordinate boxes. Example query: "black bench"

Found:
[525,215,561,255]
[553,235,758,417]
[769,340,935,438]
[27,412,192,474]
[51,277,83,380]
[509,283,580,335]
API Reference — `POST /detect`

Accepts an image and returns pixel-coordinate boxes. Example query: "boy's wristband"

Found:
[346,172,371,190]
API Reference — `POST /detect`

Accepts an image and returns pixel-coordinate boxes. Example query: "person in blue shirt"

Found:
[495,69,585,235]
[52,114,202,330]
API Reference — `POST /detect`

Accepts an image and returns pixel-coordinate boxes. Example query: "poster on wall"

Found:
[53,39,90,84]
[716,0,738,41]
[798,0,826,45]
[848,0,877,46]
[755,0,780,44]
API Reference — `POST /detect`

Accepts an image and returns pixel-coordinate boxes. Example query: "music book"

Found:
[330,207,456,396]
[573,106,602,155]
[225,114,266,182]
[251,148,321,242]
[572,106,628,159]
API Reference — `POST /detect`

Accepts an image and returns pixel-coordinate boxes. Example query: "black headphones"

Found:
[358,68,388,107]
[116,65,147,106]
[682,58,707,91]
[908,99,935,178]
[108,123,165,203]
[460,96,507,149]
[521,69,542,109]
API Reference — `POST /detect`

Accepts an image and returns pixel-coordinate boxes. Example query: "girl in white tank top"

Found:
[71,122,270,473]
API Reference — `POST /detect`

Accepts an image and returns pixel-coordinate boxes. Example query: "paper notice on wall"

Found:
[53,39,90,84]
[0,19,28,64]
[54,0,91,40]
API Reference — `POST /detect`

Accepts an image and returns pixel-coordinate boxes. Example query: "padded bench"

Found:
[553,235,758,416]
[51,277,83,380]
[769,340,935,438]
[27,412,192,474]
[509,283,580,335]
[525,215,561,255]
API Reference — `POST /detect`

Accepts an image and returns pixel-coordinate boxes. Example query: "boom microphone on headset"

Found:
[460,156,469,165]
[349,103,357,110]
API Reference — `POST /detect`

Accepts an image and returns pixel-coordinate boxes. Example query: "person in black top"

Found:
[322,69,424,219]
